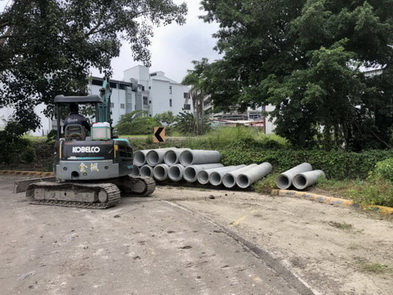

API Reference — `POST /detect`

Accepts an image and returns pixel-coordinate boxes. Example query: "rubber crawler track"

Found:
[27,182,121,209]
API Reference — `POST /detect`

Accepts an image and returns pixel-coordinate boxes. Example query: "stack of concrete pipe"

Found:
[132,148,272,189]
[276,163,325,190]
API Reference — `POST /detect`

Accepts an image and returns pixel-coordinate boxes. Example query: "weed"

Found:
[327,221,353,230]
[253,174,278,193]
[356,259,393,274]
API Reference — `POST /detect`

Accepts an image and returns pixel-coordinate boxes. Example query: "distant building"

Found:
[0,65,190,135]
[88,65,191,126]
[210,105,276,134]
[188,91,276,134]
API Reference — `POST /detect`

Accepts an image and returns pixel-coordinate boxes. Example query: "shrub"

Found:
[369,158,393,182]
[348,179,393,207]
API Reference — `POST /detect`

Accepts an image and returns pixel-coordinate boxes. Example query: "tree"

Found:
[199,0,393,150]
[115,110,159,135]
[182,58,211,135]
[154,111,176,127]
[0,0,187,134]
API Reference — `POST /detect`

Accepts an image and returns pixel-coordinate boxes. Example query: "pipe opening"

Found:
[276,175,291,189]
[236,174,250,188]
[168,166,182,181]
[140,165,153,177]
[184,167,197,182]
[209,172,221,185]
[164,151,177,165]
[134,152,146,166]
[153,166,167,181]
[197,171,209,184]
[131,166,140,176]
[179,151,193,166]
[223,174,236,188]
[146,152,159,166]
[293,174,309,190]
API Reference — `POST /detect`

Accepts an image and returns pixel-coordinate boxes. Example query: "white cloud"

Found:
[109,0,221,83]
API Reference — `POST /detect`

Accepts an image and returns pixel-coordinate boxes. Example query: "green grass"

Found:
[327,221,353,230]
[355,258,393,274]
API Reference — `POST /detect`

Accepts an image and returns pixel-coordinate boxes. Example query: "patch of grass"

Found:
[253,174,279,193]
[356,259,393,274]
[327,221,353,230]
[347,179,393,208]
[21,135,47,143]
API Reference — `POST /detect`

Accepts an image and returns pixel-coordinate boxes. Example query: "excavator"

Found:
[15,80,155,209]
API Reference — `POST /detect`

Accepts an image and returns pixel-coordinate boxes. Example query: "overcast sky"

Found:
[0,0,221,83]
[108,0,221,83]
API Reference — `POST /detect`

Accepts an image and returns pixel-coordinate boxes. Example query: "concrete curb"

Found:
[271,189,393,216]
[0,170,54,177]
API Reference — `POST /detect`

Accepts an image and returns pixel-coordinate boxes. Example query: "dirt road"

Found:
[1,175,393,294]
[158,186,393,295]
[0,176,311,295]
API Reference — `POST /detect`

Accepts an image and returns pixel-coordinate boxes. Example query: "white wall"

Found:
[0,103,52,136]
[264,104,276,135]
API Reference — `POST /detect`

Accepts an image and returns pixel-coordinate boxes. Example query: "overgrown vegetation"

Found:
[3,125,393,207]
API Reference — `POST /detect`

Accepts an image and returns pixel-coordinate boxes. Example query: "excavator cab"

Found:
[54,94,102,140]
[64,124,87,141]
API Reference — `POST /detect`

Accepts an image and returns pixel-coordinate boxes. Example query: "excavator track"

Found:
[114,176,156,196]
[26,182,121,209]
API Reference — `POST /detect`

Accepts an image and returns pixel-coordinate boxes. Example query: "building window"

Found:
[143,96,148,106]
[120,104,125,109]
[169,99,172,107]
[169,86,172,94]
[110,103,114,108]
[184,92,188,98]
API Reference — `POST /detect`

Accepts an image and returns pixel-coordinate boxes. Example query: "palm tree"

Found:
[182,58,210,135]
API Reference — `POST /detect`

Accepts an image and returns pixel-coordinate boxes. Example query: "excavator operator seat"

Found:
[65,124,87,141]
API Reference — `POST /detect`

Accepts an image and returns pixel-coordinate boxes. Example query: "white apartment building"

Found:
[0,65,191,135]
[89,65,190,126]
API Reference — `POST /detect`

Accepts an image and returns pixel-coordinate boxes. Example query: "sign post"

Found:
[153,127,165,145]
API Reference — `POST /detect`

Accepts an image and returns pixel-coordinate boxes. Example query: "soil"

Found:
[1,174,393,294]
[156,185,393,295]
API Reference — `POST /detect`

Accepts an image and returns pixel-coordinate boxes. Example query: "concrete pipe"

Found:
[293,170,325,190]
[209,165,252,186]
[183,163,224,183]
[164,148,191,166]
[131,166,140,176]
[146,148,174,167]
[134,149,150,167]
[140,165,154,177]
[168,164,186,182]
[222,164,258,188]
[179,150,221,166]
[197,165,246,185]
[236,162,273,189]
[153,164,170,181]
[276,163,313,190]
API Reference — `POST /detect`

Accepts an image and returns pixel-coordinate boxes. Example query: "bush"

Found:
[369,158,393,182]
[348,179,393,207]
[116,110,160,135]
